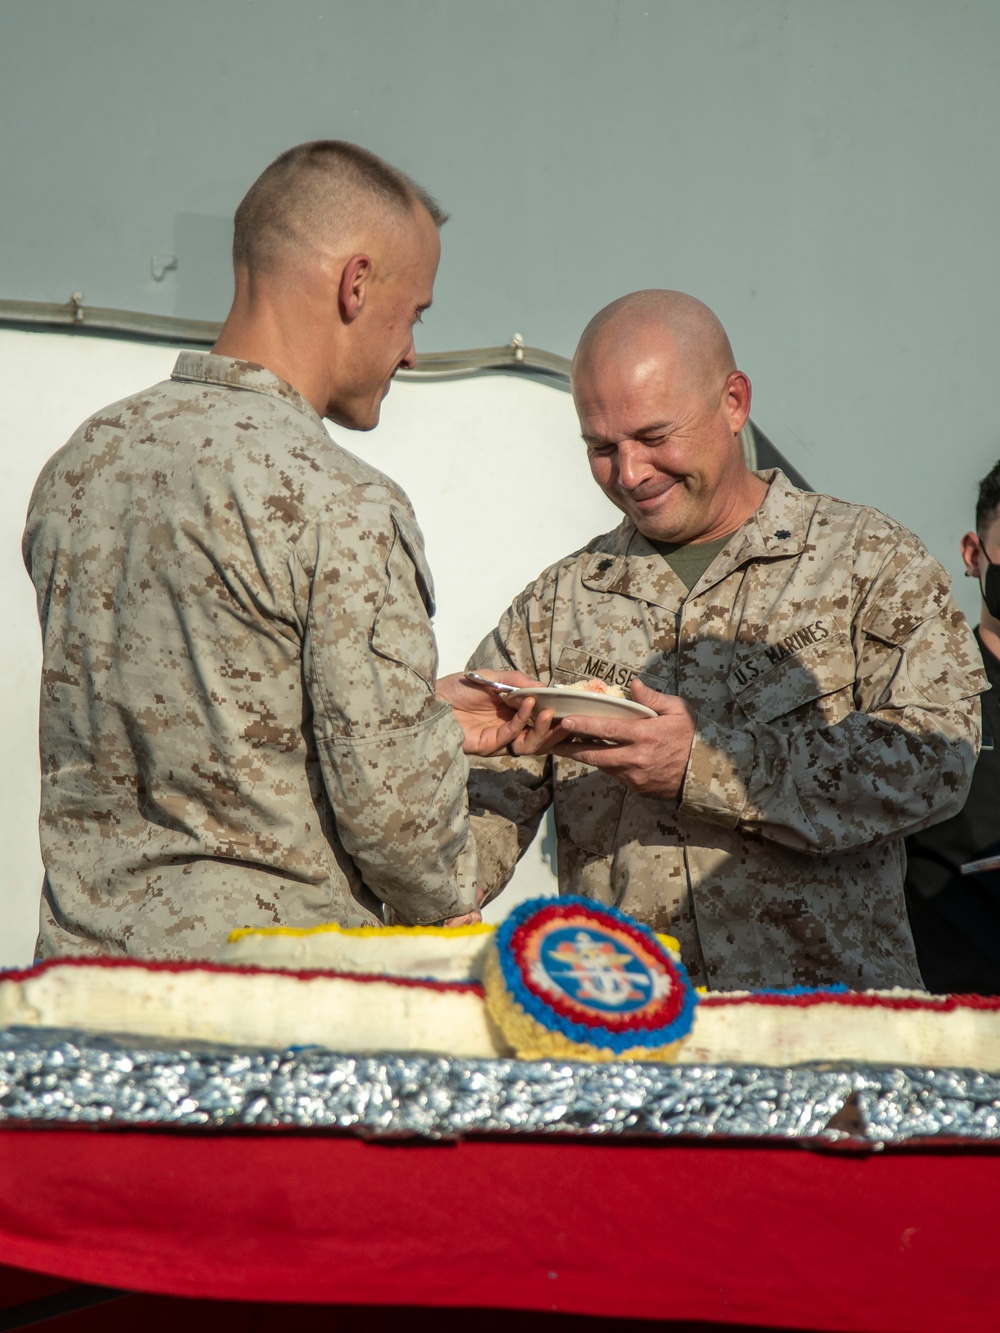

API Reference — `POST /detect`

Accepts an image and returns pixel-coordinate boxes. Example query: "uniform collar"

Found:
[579,469,808,610]
[722,469,808,566]
[579,524,686,612]
[171,352,323,427]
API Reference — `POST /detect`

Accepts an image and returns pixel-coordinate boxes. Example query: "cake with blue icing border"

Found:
[5,901,1000,1070]
[484,896,698,1060]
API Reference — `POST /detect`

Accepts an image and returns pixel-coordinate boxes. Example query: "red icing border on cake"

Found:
[698,990,1000,1012]
[0,955,485,996]
[8,958,997,1014]
[509,901,688,1033]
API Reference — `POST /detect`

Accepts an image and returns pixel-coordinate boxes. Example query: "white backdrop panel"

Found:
[0,329,618,964]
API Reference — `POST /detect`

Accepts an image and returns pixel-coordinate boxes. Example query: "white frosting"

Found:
[0,964,503,1059]
[217,923,494,982]
[677,992,1000,1070]
[5,946,1000,1070]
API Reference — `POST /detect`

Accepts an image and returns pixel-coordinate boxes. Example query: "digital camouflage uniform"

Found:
[23,353,476,960]
[467,470,986,990]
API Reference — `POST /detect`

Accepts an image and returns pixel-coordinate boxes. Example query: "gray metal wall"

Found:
[2,0,999,612]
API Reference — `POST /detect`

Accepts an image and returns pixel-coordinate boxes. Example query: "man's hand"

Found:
[440,909,482,927]
[436,669,541,756]
[549,678,696,799]
[386,907,483,927]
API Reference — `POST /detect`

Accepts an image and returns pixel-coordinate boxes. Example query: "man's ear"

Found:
[724,370,752,435]
[961,530,982,578]
[339,253,373,322]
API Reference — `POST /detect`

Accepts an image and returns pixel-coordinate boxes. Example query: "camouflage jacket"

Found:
[22,353,475,960]
[467,470,986,990]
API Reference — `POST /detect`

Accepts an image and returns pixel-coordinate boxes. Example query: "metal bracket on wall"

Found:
[0,296,569,380]
[150,254,178,282]
[0,295,809,486]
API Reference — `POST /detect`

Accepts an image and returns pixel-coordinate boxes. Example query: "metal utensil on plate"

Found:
[961,854,1000,875]
[464,670,520,697]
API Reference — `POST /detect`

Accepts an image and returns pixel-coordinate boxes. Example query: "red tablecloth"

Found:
[0,1129,997,1332]
[0,1266,807,1333]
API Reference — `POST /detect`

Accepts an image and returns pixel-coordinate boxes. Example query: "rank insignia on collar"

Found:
[774,529,792,540]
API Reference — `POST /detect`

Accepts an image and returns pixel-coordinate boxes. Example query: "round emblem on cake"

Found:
[484,896,697,1061]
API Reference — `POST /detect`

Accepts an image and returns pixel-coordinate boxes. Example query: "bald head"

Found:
[233,140,448,275]
[570,290,763,544]
[572,290,736,402]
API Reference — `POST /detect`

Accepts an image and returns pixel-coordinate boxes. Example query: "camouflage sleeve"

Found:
[295,485,476,923]
[465,599,553,904]
[683,545,987,854]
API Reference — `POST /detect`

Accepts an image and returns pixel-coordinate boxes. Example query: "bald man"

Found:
[466,290,986,990]
[22,140,527,960]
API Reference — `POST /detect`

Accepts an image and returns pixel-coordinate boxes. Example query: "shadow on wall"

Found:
[752,424,811,492]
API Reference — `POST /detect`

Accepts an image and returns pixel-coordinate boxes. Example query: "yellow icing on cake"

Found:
[482,948,686,1062]
[227,921,678,950]
[227,921,494,943]
[221,918,682,989]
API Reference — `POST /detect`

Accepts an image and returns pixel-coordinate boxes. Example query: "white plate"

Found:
[504,686,656,720]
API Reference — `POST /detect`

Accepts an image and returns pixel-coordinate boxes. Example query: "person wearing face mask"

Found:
[904,461,1000,993]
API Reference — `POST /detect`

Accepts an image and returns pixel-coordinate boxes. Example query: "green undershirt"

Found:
[649,531,738,591]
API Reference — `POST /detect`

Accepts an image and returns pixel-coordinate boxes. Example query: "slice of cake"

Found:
[551,678,626,699]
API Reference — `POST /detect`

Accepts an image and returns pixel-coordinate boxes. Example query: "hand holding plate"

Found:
[551,679,696,799]
[436,669,541,756]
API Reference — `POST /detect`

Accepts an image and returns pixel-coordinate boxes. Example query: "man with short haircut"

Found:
[905,460,1000,992]
[23,140,524,959]
[467,290,986,990]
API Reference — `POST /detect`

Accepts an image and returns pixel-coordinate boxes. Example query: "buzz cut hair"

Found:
[232,140,448,270]
[976,460,1000,535]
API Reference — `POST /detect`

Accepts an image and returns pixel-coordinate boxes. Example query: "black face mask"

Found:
[979,543,1000,620]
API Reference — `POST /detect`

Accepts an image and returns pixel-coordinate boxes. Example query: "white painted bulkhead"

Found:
[0,328,622,963]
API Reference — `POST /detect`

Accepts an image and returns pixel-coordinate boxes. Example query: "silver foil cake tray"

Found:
[3,1027,1000,1147]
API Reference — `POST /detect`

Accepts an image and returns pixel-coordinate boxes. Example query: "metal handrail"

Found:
[0,296,570,381]
[0,295,801,477]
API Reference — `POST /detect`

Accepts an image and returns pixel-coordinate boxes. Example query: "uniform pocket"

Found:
[390,508,436,617]
[552,760,627,857]
[549,648,667,856]
[729,630,856,728]
[369,509,438,688]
